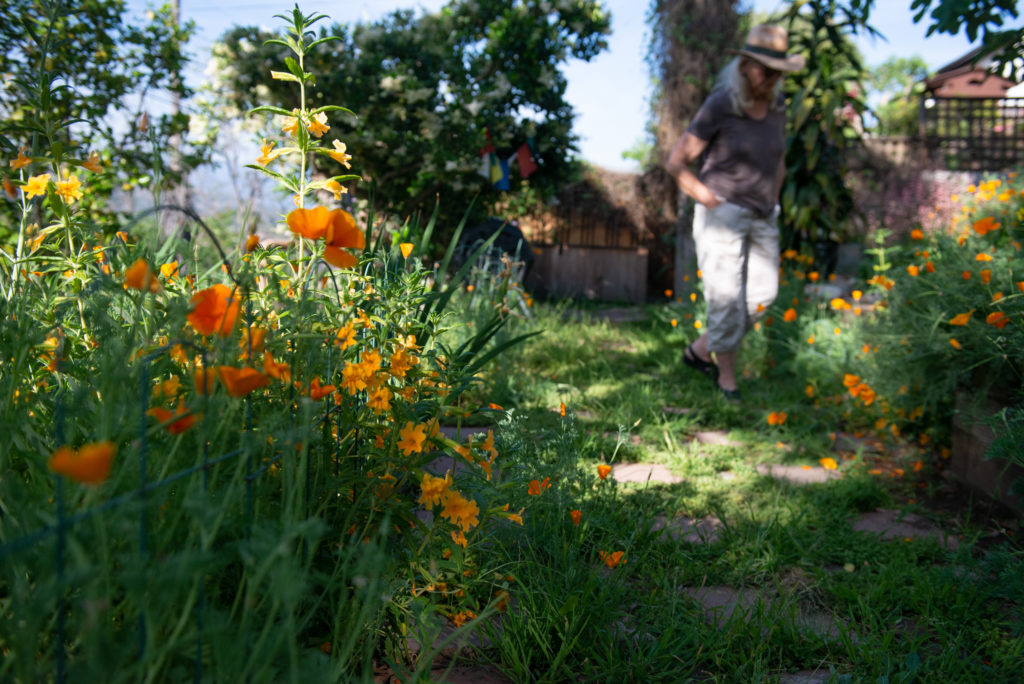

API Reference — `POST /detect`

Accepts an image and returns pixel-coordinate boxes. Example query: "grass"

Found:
[450,301,1024,683]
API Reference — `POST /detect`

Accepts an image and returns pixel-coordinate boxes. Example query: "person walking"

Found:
[665,24,804,400]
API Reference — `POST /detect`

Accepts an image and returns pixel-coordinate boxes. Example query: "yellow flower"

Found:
[975,252,993,262]
[329,139,352,168]
[819,457,838,470]
[307,111,330,137]
[22,173,50,199]
[440,490,480,531]
[55,175,83,204]
[397,421,427,455]
[82,151,103,173]
[256,139,282,166]
[367,386,392,414]
[324,179,346,200]
[10,147,31,170]
[281,110,300,136]
[400,242,414,258]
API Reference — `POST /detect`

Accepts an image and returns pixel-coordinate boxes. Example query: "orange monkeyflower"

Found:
[10,146,31,170]
[980,269,992,284]
[245,234,260,252]
[910,228,924,240]
[55,175,83,204]
[440,490,480,531]
[670,319,678,327]
[948,310,974,326]
[805,384,815,398]
[328,139,352,167]
[334,322,357,350]
[148,401,196,434]
[975,252,993,262]
[597,464,612,480]
[286,206,332,240]
[570,509,582,526]
[418,471,453,507]
[783,308,797,322]
[217,365,270,397]
[906,264,919,277]
[22,173,50,199]
[819,457,838,470]
[782,248,798,259]
[160,261,179,280]
[187,284,240,337]
[397,422,427,455]
[82,151,103,173]
[389,347,418,378]
[599,550,625,569]
[308,377,337,400]
[48,441,116,484]
[766,411,787,426]
[256,139,282,167]
[400,242,414,258]
[949,338,962,349]
[323,209,365,268]
[986,311,1010,329]
[124,258,161,292]
[306,111,330,137]
[527,477,551,495]
[366,386,392,413]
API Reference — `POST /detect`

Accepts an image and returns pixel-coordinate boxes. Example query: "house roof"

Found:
[925,46,1020,98]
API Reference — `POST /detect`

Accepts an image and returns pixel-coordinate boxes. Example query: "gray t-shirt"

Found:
[686,88,785,217]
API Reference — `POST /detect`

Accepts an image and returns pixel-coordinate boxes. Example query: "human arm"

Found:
[665,132,722,209]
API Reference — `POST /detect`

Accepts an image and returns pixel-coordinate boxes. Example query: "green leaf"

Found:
[270,70,300,83]
[248,105,296,117]
[243,164,297,191]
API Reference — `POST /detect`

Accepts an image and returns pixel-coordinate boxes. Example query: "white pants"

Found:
[693,201,780,353]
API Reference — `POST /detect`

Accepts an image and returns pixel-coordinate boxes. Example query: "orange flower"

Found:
[527,477,551,495]
[245,234,260,252]
[599,550,625,569]
[830,297,850,310]
[842,373,861,388]
[986,311,1010,329]
[217,365,270,397]
[906,265,919,277]
[962,270,971,280]
[949,338,961,349]
[570,509,582,526]
[597,464,612,480]
[397,422,427,455]
[148,401,196,434]
[399,242,414,258]
[948,310,973,326]
[263,351,291,382]
[910,228,924,240]
[187,284,240,337]
[980,269,991,284]
[819,457,838,470]
[193,367,218,395]
[10,146,31,170]
[766,411,787,426]
[559,402,566,417]
[783,308,797,322]
[124,258,161,292]
[973,216,1000,235]
[308,377,337,400]
[286,206,332,240]
[925,261,935,273]
[48,441,116,484]
[975,252,993,262]
[323,209,365,268]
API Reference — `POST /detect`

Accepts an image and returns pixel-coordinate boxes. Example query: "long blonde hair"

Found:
[715,57,785,116]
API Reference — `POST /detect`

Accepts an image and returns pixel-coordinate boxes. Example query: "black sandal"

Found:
[683,344,719,384]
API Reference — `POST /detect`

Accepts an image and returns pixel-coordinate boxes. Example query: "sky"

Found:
[128,0,979,173]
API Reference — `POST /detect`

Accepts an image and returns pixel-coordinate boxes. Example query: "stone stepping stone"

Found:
[662,405,693,416]
[612,463,683,485]
[694,430,742,447]
[833,432,883,454]
[852,508,960,550]
[650,514,722,543]
[682,586,851,641]
[777,671,830,684]
[756,463,841,485]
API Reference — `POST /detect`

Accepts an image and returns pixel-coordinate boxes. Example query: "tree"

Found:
[867,56,929,136]
[210,0,611,239]
[1,1,204,228]
[911,0,1021,71]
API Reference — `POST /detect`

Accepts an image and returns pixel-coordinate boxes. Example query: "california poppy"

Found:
[217,365,270,397]
[323,209,365,268]
[597,464,612,480]
[48,441,116,484]
[148,401,196,434]
[286,206,332,240]
[124,258,161,292]
[187,284,240,337]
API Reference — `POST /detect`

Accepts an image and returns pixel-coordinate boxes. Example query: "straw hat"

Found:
[731,24,805,72]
